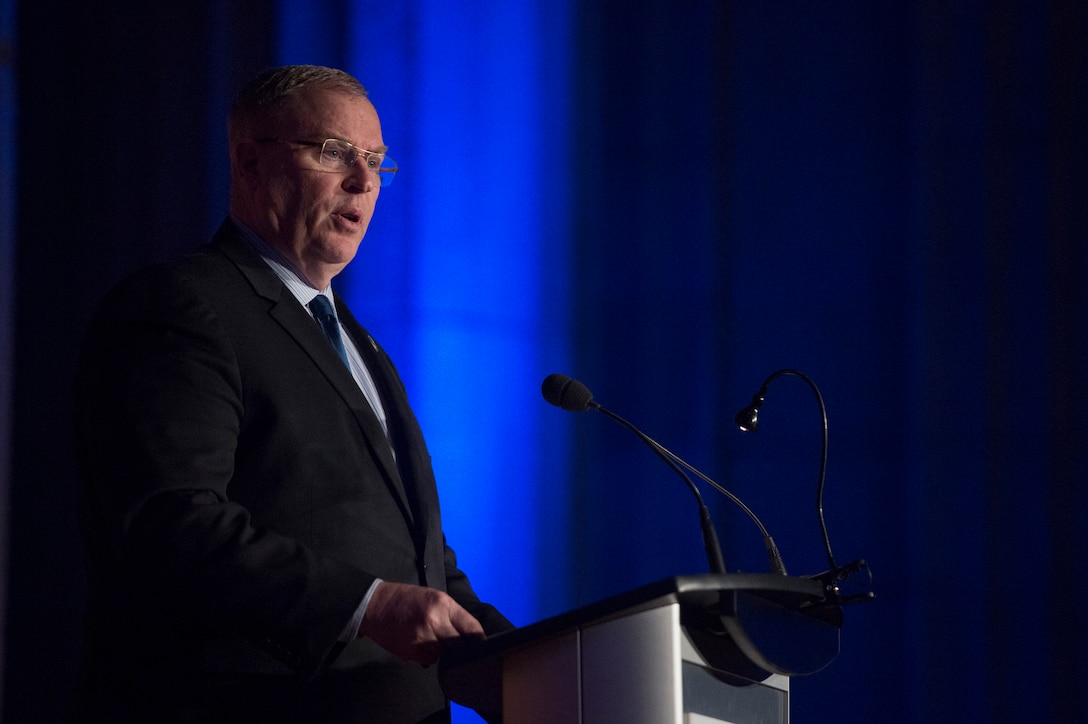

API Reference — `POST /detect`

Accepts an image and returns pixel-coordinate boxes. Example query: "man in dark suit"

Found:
[75,65,512,723]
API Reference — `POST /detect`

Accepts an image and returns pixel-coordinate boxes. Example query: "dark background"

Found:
[3,2,1087,722]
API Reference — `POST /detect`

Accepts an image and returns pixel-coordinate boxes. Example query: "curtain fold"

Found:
[568,2,1087,723]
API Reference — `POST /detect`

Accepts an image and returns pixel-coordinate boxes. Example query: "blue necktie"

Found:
[309,295,350,368]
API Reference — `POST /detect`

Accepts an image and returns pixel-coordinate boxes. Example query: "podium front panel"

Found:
[503,631,581,723]
[682,662,788,724]
[582,603,684,723]
[501,600,789,724]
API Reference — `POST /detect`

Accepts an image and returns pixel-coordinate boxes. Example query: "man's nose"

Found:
[343,162,377,193]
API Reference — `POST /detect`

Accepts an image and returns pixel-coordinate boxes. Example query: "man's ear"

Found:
[234,141,261,183]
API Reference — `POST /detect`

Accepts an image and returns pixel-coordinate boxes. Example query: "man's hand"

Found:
[358,581,485,666]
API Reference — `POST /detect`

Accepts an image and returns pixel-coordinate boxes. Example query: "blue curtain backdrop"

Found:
[4,2,1087,723]
[274,1,576,634]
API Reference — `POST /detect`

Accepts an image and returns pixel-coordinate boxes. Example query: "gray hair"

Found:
[228,65,369,141]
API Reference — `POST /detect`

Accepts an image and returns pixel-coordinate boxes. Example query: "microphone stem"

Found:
[642,435,788,576]
[592,403,728,575]
[699,504,727,576]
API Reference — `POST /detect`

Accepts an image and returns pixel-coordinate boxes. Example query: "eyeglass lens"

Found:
[320,139,397,187]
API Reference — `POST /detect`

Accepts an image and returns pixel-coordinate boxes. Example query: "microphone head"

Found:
[541,373,595,412]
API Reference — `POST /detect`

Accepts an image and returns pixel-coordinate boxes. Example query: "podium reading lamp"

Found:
[441,371,873,724]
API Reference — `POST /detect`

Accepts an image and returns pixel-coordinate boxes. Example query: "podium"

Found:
[441,573,845,724]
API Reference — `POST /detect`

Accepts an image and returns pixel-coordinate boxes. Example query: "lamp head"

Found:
[735,393,765,432]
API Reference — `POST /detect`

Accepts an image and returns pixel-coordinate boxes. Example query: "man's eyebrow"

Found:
[332,136,387,154]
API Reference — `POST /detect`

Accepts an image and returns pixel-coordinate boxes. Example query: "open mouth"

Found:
[336,211,361,224]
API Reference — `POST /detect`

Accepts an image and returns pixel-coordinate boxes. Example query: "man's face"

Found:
[240,86,386,287]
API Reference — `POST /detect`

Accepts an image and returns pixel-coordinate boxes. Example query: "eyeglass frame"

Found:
[255,137,398,187]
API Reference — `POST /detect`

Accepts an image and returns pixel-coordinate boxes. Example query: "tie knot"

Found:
[309,294,336,320]
[309,295,349,368]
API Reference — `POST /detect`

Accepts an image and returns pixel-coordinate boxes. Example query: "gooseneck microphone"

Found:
[735,369,836,573]
[542,373,787,576]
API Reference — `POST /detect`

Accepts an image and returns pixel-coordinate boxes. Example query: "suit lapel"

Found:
[336,300,439,543]
[213,222,415,527]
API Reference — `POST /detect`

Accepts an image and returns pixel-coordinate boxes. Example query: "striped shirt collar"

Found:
[231,217,334,308]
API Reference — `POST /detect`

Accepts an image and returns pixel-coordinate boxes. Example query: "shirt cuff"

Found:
[339,578,383,642]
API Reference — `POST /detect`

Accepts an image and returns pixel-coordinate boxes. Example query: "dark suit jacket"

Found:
[75,219,511,723]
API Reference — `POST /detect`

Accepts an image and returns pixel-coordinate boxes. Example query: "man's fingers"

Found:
[359,581,485,664]
[448,604,485,638]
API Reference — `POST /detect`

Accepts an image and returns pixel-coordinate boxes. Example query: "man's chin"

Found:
[315,238,363,268]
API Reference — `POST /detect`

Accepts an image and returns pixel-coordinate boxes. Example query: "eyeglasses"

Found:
[257,137,398,187]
